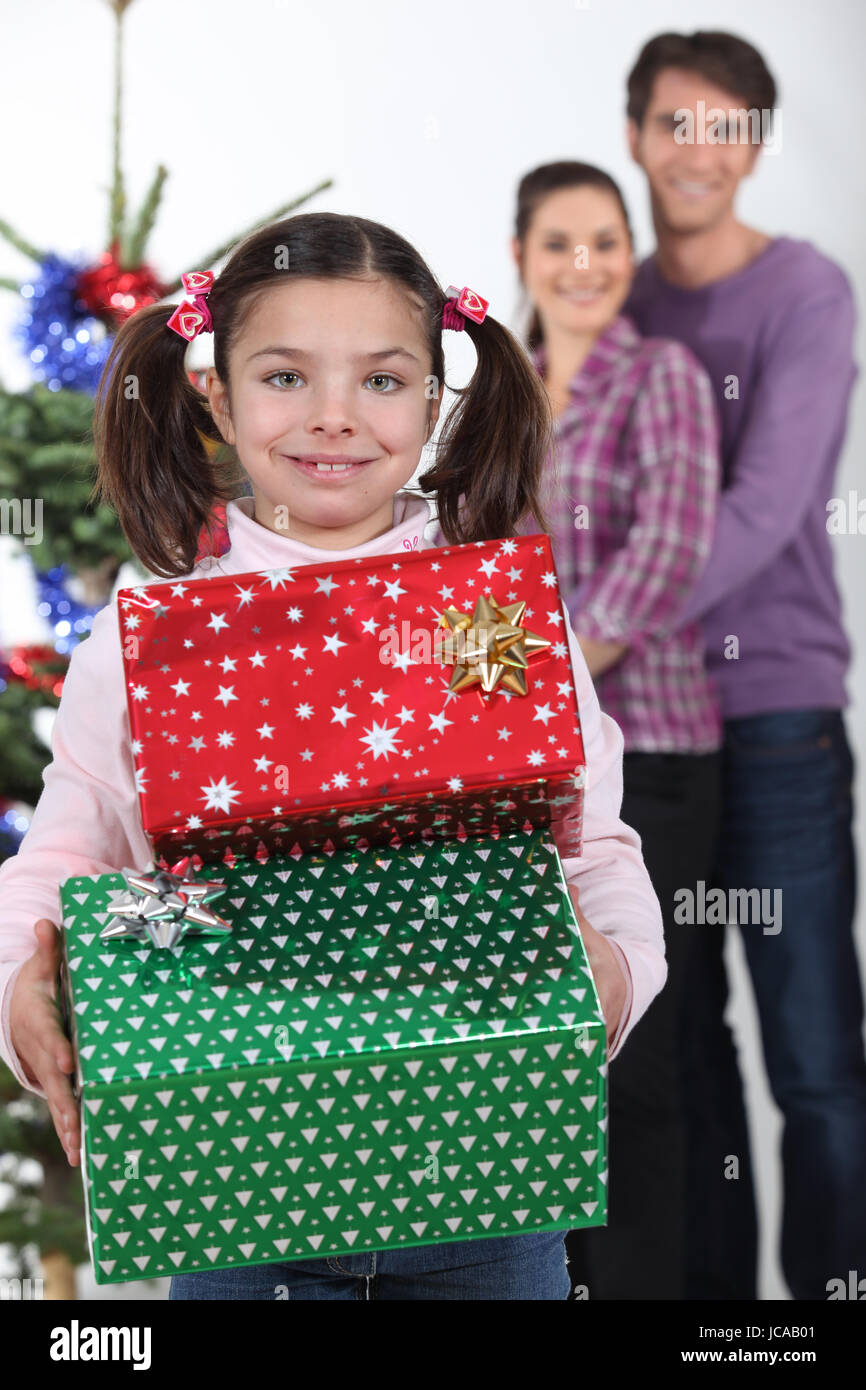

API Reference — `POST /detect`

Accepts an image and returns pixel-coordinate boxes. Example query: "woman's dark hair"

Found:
[626,30,777,132]
[92,211,554,577]
[513,162,634,354]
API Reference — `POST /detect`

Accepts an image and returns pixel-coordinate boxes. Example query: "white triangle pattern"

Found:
[60,830,607,1284]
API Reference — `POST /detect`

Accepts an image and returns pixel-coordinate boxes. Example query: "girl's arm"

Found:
[0,601,153,1097]
[554,611,667,1060]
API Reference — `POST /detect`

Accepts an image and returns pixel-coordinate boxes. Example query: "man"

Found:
[621,29,866,1300]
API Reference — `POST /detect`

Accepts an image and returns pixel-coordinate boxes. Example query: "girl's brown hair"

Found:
[513,161,634,353]
[92,211,554,578]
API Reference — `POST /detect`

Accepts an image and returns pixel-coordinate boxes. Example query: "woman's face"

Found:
[514,185,634,344]
[206,275,441,549]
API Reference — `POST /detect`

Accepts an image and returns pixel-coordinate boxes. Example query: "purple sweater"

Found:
[625,237,857,720]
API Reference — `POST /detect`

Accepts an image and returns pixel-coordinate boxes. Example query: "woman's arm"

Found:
[578,635,629,679]
[571,340,721,658]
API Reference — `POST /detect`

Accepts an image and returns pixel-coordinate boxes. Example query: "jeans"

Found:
[565,750,722,1299]
[168,1231,570,1300]
[682,708,866,1299]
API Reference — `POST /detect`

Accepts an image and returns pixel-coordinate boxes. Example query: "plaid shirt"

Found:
[530,315,722,753]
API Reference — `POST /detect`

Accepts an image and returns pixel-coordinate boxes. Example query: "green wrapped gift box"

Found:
[59,830,607,1285]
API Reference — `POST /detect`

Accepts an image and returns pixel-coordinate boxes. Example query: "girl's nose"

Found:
[304,389,359,436]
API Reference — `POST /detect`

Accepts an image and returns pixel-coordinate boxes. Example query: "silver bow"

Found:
[101,859,232,949]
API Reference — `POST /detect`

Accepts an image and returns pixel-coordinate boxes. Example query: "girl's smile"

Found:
[282,452,378,479]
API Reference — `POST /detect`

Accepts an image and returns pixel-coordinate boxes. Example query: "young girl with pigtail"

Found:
[0,211,664,1301]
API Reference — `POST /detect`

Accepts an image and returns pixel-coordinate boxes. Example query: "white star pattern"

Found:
[118,534,585,856]
[197,776,242,812]
[390,647,414,675]
[428,710,454,735]
[258,568,294,590]
[359,721,401,759]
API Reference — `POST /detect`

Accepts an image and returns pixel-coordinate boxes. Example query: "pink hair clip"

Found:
[167,270,215,342]
[442,284,490,332]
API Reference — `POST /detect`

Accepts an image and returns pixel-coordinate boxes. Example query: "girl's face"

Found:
[207,276,441,550]
[513,185,634,344]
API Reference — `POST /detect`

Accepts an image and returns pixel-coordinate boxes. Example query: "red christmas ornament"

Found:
[2,643,68,698]
[75,239,168,325]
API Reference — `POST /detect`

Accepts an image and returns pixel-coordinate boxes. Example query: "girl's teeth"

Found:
[315,462,351,471]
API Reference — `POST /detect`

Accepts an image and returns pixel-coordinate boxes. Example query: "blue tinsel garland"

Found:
[14,253,113,393]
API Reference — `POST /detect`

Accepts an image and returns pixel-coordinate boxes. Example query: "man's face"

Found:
[628,67,762,234]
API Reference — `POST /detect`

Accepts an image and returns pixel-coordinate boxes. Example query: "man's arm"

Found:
[678,283,857,625]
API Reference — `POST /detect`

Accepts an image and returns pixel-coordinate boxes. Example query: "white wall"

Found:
[1,0,864,1300]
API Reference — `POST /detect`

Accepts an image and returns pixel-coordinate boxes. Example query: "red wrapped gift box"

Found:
[118,534,585,863]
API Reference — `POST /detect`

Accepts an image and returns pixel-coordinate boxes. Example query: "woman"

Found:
[512,160,722,1300]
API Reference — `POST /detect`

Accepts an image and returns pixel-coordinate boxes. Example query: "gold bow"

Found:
[435,594,550,696]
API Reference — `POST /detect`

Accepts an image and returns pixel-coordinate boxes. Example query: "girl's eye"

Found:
[265,371,302,389]
[264,371,401,391]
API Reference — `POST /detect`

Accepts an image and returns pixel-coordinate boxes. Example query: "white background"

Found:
[0,0,864,1300]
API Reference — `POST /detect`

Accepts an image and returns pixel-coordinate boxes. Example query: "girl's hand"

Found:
[9,919,81,1167]
[567,885,628,1049]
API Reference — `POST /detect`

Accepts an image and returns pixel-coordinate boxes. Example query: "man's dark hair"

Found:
[627,30,777,129]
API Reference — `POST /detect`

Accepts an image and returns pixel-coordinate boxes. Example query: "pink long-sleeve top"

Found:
[0,491,666,1092]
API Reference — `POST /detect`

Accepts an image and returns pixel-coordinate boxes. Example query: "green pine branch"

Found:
[120,164,169,269]
[0,384,133,572]
[0,216,45,266]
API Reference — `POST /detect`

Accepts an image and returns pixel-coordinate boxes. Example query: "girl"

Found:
[0,211,665,1301]
[511,163,722,1299]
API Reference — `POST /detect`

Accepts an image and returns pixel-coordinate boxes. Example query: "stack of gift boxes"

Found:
[58,533,608,1285]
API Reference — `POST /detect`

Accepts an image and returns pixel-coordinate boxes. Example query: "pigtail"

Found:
[91,303,242,579]
[419,308,555,545]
